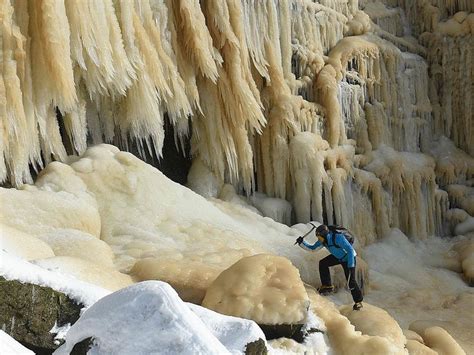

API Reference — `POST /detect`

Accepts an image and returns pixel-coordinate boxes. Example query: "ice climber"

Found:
[295,224,364,311]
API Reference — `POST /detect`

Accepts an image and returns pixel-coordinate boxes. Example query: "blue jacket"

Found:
[299,232,357,268]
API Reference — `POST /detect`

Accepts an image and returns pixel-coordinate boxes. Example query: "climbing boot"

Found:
[317,285,335,295]
[353,302,363,311]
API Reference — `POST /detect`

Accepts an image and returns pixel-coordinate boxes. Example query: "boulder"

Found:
[0,277,83,353]
[202,254,309,340]
[245,338,268,355]
[187,302,268,354]
[55,281,255,354]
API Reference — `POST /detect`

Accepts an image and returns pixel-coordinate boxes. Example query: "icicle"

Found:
[165,0,201,113]
[171,0,222,82]
[315,65,342,147]
[289,132,330,223]
[137,0,192,126]
[363,145,438,239]
[192,77,234,183]
[1,0,31,185]
[11,0,42,173]
[189,0,268,192]
[277,0,293,83]
[63,81,87,155]
[0,6,8,183]
[241,0,269,80]
[329,167,350,226]
[34,0,77,111]
[28,0,68,165]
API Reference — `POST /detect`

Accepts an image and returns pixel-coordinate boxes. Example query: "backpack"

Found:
[327,225,355,246]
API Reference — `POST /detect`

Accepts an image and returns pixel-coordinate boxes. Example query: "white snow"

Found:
[0,330,34,355]
[0,251,109,307]
[299,311,330,354]
[50,323,72,346]
[187,303,266,354]
[54,281,263,355]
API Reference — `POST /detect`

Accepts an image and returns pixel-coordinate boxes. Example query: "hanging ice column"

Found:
[319,33,447,239]
[0,0,464,242]
[394,52,432,152]
[389,0,473,155]
[423,25,473,156]
[331,35,433,153]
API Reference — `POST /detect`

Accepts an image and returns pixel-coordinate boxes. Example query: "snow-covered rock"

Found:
[0,277,83,352]
[55,281,266,355]
[187,303,267,353]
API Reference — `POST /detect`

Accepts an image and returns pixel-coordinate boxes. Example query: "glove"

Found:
[295,236,304,245]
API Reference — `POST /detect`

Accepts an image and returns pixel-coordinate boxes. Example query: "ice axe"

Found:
[294,222,319,245]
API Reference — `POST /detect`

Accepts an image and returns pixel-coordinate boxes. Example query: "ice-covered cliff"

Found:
[1,0,472,242]
[1,0,473,353]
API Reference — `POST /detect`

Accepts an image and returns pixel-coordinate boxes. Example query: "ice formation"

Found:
[451,238,474,285]
[0,145,470,353]
[32,256,134,292]
[306,286,409,354]
[202,254,309,325]
[0,250,109,307]
[0,0,471,243]
[363,230,473,351]
[0,144,358,291]
[0,0,473,353]
[339,303,406,348]
[0,223,54,260]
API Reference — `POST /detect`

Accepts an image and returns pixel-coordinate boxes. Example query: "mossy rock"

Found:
[0,277,83,352]
[70,337,93,354]
[245,338,268,355]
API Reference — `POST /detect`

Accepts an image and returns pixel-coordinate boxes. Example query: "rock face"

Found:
[0,277,83,352]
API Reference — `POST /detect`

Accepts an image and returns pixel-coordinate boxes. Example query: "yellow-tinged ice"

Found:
[0,0,471,250]
[0,0,472,352]
[202,254,309,325]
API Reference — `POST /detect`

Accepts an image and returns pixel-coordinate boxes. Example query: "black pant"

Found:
[319,254,363,303]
